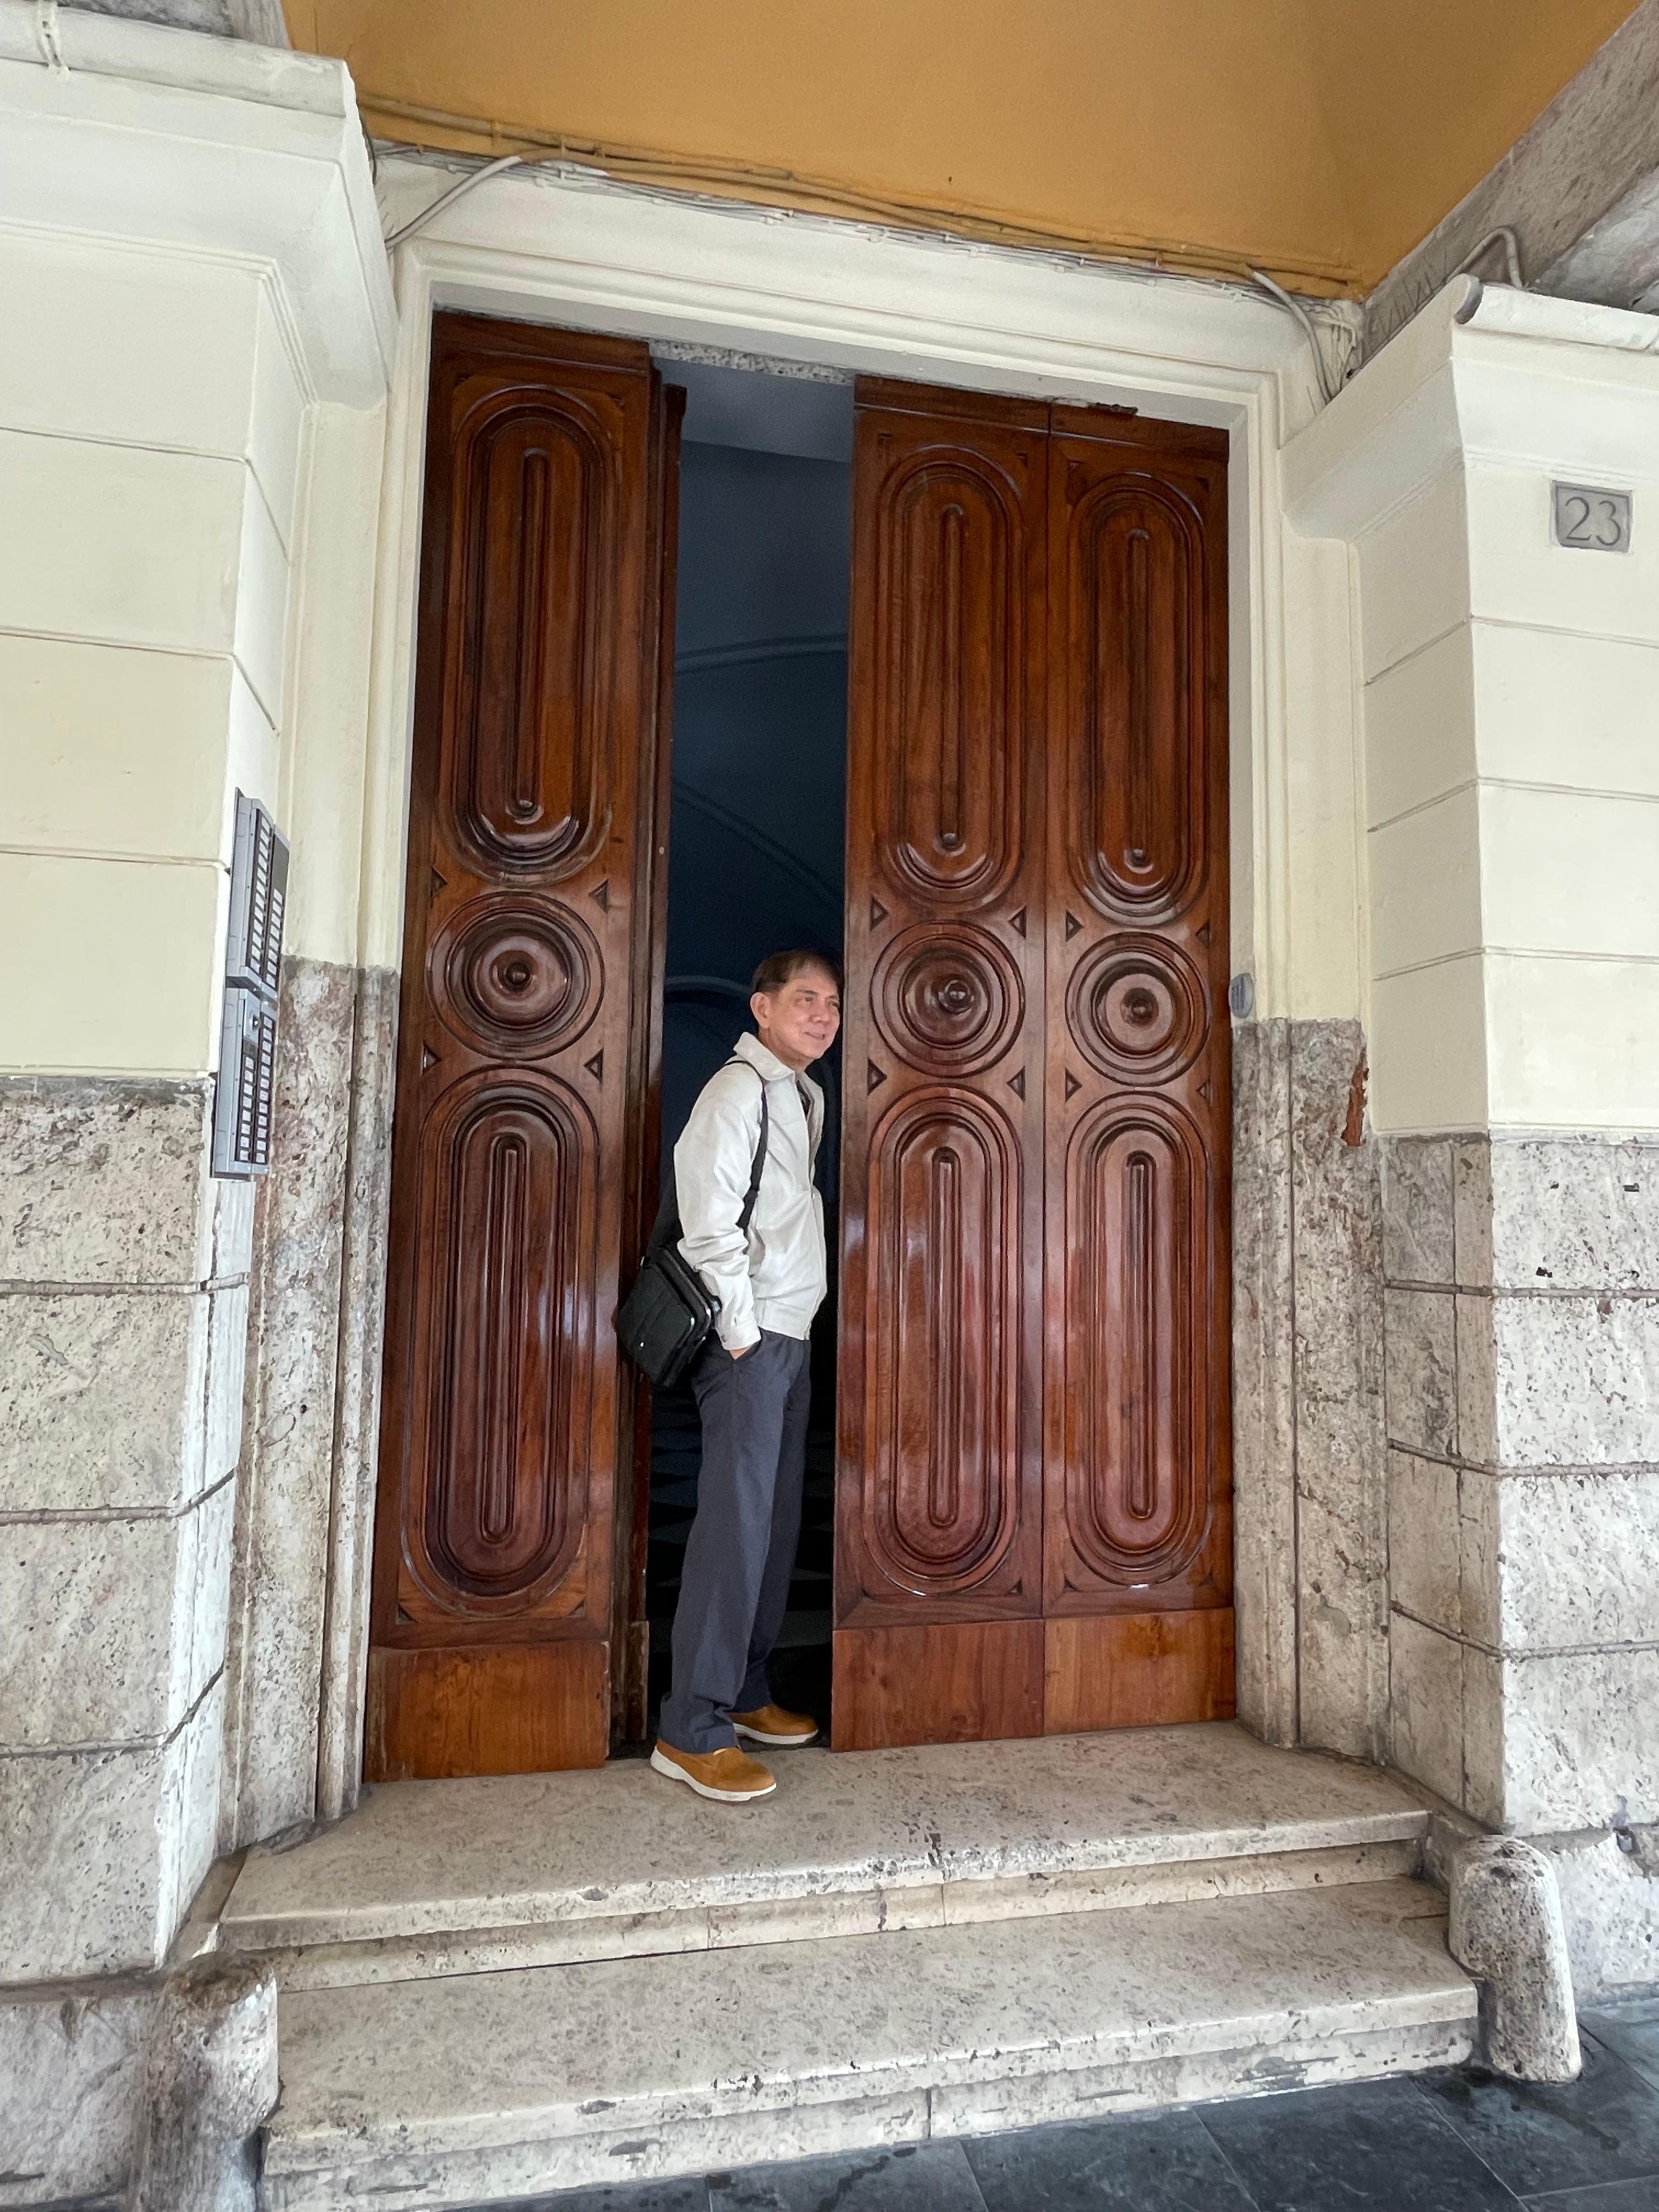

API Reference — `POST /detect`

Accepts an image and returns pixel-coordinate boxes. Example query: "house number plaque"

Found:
[1552,482,1632,553]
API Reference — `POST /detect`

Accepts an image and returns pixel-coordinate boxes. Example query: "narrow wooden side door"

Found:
[834,381,1049,1749]
[366,313,677,1779]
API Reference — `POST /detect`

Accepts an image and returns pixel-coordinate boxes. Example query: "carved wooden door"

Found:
[367,314,680,1779]
[834,380,1232,1750]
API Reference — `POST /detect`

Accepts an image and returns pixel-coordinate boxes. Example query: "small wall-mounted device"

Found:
[212,793,290,1178]
[1227,972,1255,1020]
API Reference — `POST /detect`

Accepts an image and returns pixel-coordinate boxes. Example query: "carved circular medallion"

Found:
[1068,935,1206,1085]
[430,896,602,1057]
[872,924,1024,1076]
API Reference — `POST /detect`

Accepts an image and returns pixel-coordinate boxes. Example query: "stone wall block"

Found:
[202,1280,250,1496]
[1460,1646,1506,1831]
[1494,1466,1659,1651]
[0,1079,215,1287]
[1389,1610,1466,1805]
[1543,1826,1659,2001]
[0,1285,208,1513]
[1457,1466,1503,1651]
[1384,1286,1459,1458]
[160,1677,227,1952]
[1453,1137,1494,1291]
[0,1680,225,1983]
[1454,1293,1498,1469]
[1383,1135,1455,1285]
[1488,1136,1659,1293]
[1499,1647,1659,1832]
[1489,1293,1659,1468]
[131,1954,278,2212]
[1386,1447,1462,1635]
[210,1173,256,1283]
[1289,1020,1388,1758]
[188,1480,237,1706]
[0,1512,191,1747]
[1449,1835,1581,2081]
[0,1982,155,2205]
[1,1743,173,1980]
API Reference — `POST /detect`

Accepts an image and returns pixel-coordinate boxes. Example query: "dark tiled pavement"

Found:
[470,2002,1659,2212]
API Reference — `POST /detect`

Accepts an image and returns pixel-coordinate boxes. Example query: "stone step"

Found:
[260,1876,1477,2212]
[223,1723,1430,1990]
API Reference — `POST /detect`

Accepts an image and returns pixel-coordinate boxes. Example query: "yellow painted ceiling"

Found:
[286,0,1642,294]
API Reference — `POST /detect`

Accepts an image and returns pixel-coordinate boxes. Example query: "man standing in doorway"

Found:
[652,951,841,1803]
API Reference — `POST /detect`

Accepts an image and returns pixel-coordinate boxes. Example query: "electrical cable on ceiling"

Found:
[1249,267,1344,405]
[383,153,525,252]
[1452,227,1523,288]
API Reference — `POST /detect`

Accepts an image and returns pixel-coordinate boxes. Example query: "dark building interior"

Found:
[644,358,853,1731]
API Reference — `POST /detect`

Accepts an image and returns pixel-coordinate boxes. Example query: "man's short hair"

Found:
[751,949,843,998]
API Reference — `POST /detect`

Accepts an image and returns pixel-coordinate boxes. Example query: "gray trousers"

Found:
[659,1328,811,1755]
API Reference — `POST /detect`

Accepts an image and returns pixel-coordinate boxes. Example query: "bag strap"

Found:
[735,1062,769,1234]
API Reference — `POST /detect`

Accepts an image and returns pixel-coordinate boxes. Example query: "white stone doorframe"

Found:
[313,162,1347,1818]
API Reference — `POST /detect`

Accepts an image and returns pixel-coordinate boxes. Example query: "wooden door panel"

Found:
[834,1621,1045,1752]
[369,315,674,1779]
[837,385,1233,1748]
[1043,1610,1234,1735]
[836,382,1047,1696]
[1043,416,1233,1651]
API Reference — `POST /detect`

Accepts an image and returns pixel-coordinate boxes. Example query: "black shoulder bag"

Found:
[614,1063,769,1388]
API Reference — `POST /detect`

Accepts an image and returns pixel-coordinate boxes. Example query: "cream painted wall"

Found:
[1285,284,1659,1135]
[0,238,297,1079]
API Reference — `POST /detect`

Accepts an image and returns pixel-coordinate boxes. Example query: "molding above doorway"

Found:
[361,153,1328,1036]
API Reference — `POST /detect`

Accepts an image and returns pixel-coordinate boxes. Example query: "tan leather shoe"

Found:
[731,1702,819,1747]
[650,1740,777,1802]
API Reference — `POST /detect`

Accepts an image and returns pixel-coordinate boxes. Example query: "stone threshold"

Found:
[223,1722,1432,1986]
[261,1878,1475,2212]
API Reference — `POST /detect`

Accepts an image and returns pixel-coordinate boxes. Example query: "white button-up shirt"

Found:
[674,1031,827,1353]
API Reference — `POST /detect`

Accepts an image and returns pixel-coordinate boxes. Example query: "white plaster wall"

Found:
[0,234,296,1080]
[1291,289,1659,1136]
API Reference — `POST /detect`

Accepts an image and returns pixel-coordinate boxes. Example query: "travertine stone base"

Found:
[131,1954,278,2212]
[1449,1835,1581,2081]
[1232,1018,1387,1762]
[223,1724,1432,1983]
[0,1981,156,2207]
[1543,1824,1659,2001]
[0,1078,245,1983]
[223,958,397,1845]
[262,1881,1474,2212]
[1382,1129,1659,1998]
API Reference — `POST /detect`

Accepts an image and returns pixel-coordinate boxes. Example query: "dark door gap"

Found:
[642,360,853,1745]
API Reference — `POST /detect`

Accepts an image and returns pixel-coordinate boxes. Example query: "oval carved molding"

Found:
[1067,933,1206,1086]
[1063,481,1209,923]
[872,923,1025,1076]
[872,454,1026,911]
[444,393,617,880]
[430,895,603,1059]
[862,1087,1023,1598]
[405,1068,599,1617]
[1062,1095,1212,1590]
